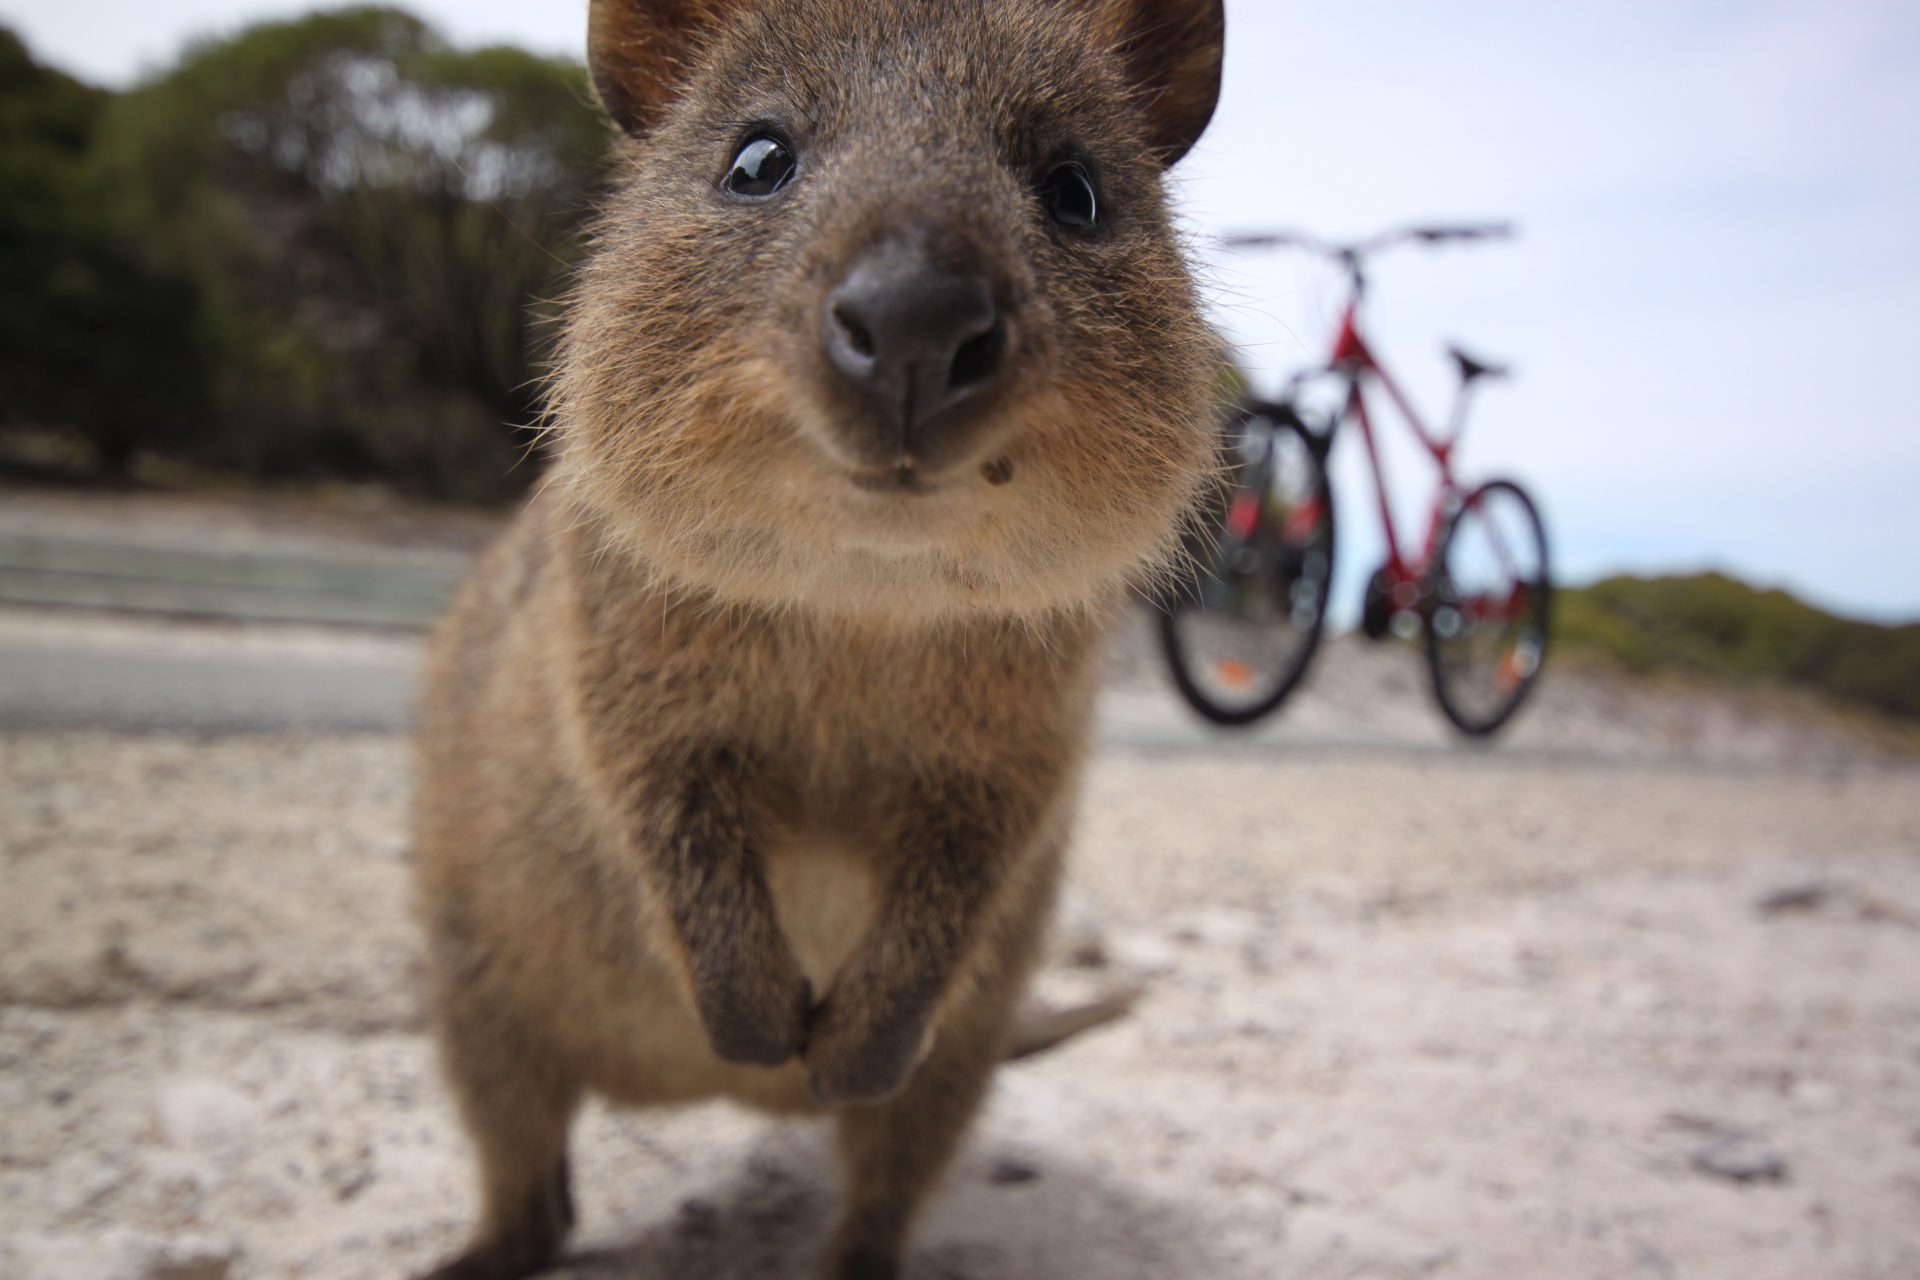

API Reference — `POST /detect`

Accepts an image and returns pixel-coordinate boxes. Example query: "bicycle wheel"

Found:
[1423,478,1550,736]
[1159,409,1335,726]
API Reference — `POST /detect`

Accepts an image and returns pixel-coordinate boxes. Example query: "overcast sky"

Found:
[7,0,1918,622]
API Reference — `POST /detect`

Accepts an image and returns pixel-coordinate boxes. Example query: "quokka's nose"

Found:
[821,240,1004,452]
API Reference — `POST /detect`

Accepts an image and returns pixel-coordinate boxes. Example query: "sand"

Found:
[4,670,1918,1278]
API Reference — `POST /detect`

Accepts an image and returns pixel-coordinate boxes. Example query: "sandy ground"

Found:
[4,675,1920,1279]
[3,485,1919,1278]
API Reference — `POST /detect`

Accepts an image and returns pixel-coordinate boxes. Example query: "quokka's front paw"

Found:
[804,992,932,1107]
[692,952,814,1068]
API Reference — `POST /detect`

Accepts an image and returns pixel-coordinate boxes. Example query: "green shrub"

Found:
[0,30,210,473]
[1555,573,1920,720]
[2,11,609,500]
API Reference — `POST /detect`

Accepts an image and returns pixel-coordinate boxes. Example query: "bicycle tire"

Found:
[1423,478,1550,737]
[1158,409,1335,727]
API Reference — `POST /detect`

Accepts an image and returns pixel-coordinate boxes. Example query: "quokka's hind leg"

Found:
[820,1000,1012,1280]
[417,980,583,1280]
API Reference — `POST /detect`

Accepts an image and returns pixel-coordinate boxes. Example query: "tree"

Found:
[91,7,607,498]
[0,29,208,476]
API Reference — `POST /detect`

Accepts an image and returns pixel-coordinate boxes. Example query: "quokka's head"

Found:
[554,0,1225,622]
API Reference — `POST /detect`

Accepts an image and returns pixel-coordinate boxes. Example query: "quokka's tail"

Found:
[1006,984,1144,1061]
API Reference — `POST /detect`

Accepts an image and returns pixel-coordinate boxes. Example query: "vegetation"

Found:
[0,30,210,474]
[1555,573,1920,721]
[1,10,608,500]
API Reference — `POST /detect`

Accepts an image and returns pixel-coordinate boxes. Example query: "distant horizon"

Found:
[6,0,1918,625]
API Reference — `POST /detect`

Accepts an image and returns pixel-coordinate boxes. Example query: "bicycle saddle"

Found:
[1448,344,1509,382]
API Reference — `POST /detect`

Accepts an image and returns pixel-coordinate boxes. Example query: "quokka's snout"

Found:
[819,229,1010,479]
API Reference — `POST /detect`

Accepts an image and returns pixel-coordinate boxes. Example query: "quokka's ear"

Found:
[1080,0,1225,167]
[589,0,750,136]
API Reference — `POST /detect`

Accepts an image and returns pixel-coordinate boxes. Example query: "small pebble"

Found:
[987,1157,1039,1186]
[1692,1135,1788,1184]
[1756,878,1832,915]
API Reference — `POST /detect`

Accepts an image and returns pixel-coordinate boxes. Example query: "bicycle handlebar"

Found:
[1221,222,1514,263]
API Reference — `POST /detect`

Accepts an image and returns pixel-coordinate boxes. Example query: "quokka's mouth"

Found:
[848,460,936,495]
[847,452,1016,496]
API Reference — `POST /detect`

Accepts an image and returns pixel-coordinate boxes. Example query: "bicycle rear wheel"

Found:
[1159,409,1335,727]
[1423,478,1550,736]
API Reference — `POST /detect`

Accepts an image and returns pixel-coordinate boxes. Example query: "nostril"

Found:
[949,320,1003,393]
[832,303,876,360]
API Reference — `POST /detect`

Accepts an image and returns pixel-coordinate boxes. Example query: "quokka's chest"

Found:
[761,826,882,993]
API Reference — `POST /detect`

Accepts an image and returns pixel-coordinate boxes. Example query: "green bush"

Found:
[2,10,609,500]
[1555,573,1920,720]
[0,30,210,473]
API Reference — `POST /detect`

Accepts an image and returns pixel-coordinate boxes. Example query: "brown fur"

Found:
[412,1,1223,1277]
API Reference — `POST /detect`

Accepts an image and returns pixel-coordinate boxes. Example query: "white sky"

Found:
[7,0,1918,622]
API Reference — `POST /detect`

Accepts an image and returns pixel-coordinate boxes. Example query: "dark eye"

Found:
[1038,161,1099,231]
[722,135,797,198]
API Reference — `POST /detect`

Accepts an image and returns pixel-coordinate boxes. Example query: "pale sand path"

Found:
[3,709,1917,1279]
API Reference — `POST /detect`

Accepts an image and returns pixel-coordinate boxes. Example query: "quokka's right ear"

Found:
[589,0,748,136]
[1079,0,1225,167]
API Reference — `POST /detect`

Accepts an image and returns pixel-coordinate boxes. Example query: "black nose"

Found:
[822,240,1004,454]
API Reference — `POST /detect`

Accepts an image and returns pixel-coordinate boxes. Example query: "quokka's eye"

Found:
[1038,161,1099,231]
[722,135,798,198]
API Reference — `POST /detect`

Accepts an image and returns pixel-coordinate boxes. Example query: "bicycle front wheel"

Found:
[1423,478,1551,736]
[1159,411,1335,727]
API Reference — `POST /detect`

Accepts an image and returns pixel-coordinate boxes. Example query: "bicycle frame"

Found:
[1326,300,1467,598]
[1227,222,1530,608]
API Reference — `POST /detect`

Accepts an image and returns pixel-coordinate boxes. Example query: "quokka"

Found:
[412,1,1225,1275]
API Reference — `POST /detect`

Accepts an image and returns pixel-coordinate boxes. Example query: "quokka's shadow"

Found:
[552,1120,1221,1280]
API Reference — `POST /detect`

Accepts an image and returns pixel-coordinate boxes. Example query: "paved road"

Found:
[0,528,464,630]
[0,606,1448,755]
[3,606,1896,779]
[0,610,421,732]
[0,609,1243,746]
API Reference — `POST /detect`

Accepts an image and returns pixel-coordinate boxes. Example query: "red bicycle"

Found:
[1159,224,1551,736]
